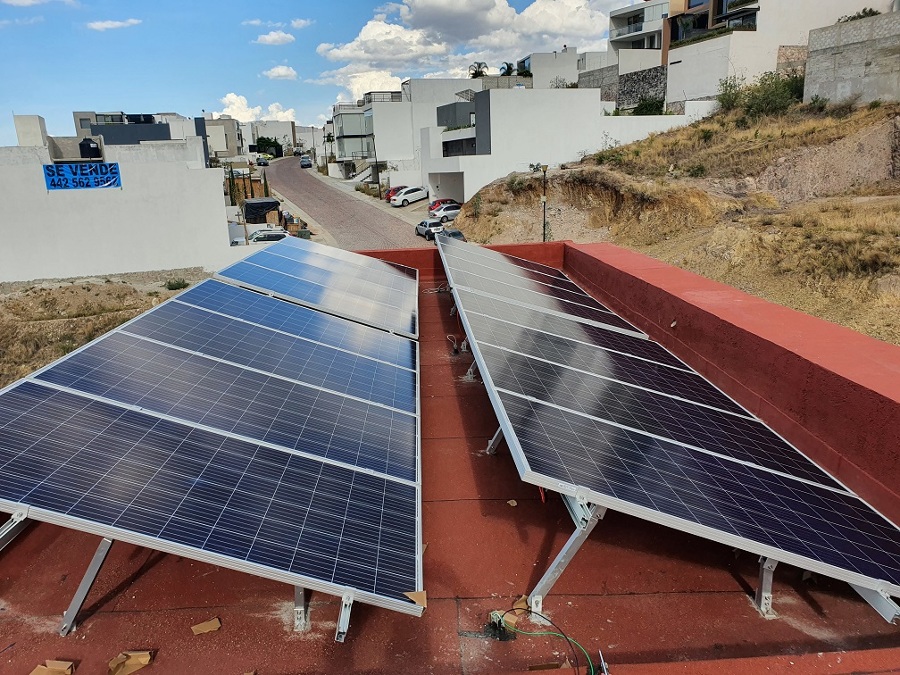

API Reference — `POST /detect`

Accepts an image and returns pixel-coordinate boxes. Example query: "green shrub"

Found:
[698,128,715,143]
[808,95,829,113]
[838,8,880,23]
[716,75,744,112]
[165,278,189,291]
[744,72,801,118]
[869,99,883,110]
[687,164,707,178]
[633,98,665,116]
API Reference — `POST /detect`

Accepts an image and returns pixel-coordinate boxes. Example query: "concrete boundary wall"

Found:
[805,12,900,104]
[0,145,233,282]
[562,242,900,525]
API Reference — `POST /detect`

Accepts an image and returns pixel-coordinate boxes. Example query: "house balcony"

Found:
[609,19,664,43]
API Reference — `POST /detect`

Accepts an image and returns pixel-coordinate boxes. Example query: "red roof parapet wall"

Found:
[559,242,900,525]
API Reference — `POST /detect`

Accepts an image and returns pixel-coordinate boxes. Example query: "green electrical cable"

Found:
[501,617,595,675]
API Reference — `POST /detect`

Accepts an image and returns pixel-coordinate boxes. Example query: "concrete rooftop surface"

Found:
[1,242,899,674]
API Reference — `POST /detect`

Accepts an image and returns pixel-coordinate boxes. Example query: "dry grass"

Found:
[593,104,900,179]
[458,166,739,246]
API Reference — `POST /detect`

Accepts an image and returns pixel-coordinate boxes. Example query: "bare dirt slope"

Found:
[454,106,900,345]
[0,269,209,389]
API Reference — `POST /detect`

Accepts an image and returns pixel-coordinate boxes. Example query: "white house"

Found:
[420,89,716,203]
[666,0,896,108]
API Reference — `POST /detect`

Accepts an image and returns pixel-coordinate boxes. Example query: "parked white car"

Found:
[415,218,444,240]
[390,186,428,207]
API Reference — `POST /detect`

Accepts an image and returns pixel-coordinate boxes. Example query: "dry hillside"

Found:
[0,269,210,388]
[454,104,900,345]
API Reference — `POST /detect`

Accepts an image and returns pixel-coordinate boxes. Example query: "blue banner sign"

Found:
[44,163,122,190]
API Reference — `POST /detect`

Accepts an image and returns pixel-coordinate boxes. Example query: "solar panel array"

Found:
[0,239,423,617]
[437,234,900,597]
[217,236,419,339]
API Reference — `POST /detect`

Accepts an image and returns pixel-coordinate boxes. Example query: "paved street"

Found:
[265,158,432,251]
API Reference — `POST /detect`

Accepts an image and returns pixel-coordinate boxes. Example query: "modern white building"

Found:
[331,79,489,186]
[608,0,669,74]
[1,115,238,283]
[251,120,297,155]
[420,89,716,202]
[666,0,896,108]
[517,45,596,88]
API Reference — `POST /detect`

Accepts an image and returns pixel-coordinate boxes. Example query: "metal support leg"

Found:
[460,337,469,353]
[335,592,354,642]
[294,586,310,632]
[754,557,778,618]
[59,537,113,636]
[0,510,29,553]
[528,496,605,613]
[450,304,457,316]
[462,361,479,382]
[486,427,504,455]
[850,584,900,624]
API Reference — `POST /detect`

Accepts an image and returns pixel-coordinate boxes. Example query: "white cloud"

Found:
[312,0,622,108]
[254,30,295,45]
[214,93,296,123]
[0,15,43,26]
[242,18,263,26]
[317,19,447,67]
[291,18,313,29]
[1,0,63,5]
[87,18,141,31]
[243,18,287,28]
[308,65,404,102]
[262,65,298,80]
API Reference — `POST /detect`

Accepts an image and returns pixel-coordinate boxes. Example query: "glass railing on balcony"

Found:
[610,22,645,38]
[362,91,402,104]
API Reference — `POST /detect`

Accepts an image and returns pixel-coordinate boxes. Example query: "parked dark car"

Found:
[299,155,312,168]
[437,228,467,243]
[256,158,269,166]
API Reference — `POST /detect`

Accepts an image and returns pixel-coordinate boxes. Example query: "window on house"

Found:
[688,0,707,8]
[79,118,91,129]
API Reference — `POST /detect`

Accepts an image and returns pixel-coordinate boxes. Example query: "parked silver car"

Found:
[415,218,444,240]
[431,203,461,222]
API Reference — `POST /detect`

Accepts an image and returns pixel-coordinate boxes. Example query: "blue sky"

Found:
[0,0,632,146]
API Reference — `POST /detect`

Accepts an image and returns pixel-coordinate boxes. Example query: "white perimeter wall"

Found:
[421,90,716,201]
[0,142,237,283]
[529,51,582,88]
[668,0,895,102]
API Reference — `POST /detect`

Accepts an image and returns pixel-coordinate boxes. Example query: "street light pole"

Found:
[541,164,549,242]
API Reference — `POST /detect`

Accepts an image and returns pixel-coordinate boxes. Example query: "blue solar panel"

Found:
[499,391,900,591]
[438,237,900,597]
[454,288,684,369]
[178,280,416,370]
[0,381,418,602]
[218,260,417,338]
[35,331,417,481]
[478,343,839,488]
[122,300,416,412]
[463,309,744,415]
[268,238,418,291]
[217,238,418,338]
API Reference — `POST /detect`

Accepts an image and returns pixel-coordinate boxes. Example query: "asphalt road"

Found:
[265,158,432,251]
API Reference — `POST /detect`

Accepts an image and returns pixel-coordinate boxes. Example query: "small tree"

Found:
[468,61,488,78]
[255,136,278,155]
[549,75,569,89]
[499,62,515,76]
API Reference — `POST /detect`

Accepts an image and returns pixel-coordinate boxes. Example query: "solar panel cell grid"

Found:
[479,344,839,488]
[499,391,900,588]
[218,261,416,337]
[463,310,744,415]
[454,289,680,367]
[122,301,417,412]
[0,382,419,602]
[178,281,416,370]
[35,332,417,482]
